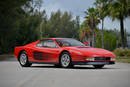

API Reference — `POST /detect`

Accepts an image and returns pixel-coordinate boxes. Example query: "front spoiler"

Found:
[72,61,115,65]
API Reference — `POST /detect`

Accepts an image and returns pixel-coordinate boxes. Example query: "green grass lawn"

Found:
[116,56,130,63]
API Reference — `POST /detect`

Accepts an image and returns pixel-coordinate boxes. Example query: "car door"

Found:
[32,39,61,63]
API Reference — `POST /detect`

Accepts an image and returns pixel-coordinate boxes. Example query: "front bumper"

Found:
[72,61,115,65]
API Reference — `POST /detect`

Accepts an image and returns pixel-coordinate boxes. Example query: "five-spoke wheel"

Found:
[60,52,73,68]
[19,51,32,67]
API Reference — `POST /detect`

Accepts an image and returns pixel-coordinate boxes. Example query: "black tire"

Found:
[60,52,73,68]
[18,51,32,67]
[93,65,104,69]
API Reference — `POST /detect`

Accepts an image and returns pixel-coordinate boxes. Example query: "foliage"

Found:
[114,48,130,57]
[82,7,100,47]
[0,0,31,53]
[85,7,100,30]
[107,0,130,48]
[0,0,129,54]
[94,0,109,19]
[0,0,80,53]
[79,21,92,42]
[0,0,45,53]
[16,12,43,45]
[96,29,117,50]
[116,56,130,63]
[94,0,110,48]
[45,11,78,38]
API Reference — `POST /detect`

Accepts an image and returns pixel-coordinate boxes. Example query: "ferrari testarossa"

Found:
[14,38,116,68]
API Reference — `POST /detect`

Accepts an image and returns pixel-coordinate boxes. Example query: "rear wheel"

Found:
[19,51,32,67]
[93,65,104,69]
[60,52,73,68]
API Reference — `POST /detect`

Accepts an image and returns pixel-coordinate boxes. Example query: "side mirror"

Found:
[83,41,89,46]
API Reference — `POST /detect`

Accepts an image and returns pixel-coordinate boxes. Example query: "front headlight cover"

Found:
[86,58,95,61]
[111,58,116,61]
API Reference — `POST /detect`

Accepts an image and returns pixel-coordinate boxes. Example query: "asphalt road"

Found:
[0,57,130,87]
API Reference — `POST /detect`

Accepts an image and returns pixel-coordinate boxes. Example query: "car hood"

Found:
[72,47,116,58]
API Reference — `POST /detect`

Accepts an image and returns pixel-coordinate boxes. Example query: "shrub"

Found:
[113,48,130,57]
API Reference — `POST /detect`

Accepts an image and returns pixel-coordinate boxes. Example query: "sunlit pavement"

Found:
[0,58,130,87]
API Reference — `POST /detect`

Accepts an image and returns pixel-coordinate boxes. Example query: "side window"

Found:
[37,39,57,48]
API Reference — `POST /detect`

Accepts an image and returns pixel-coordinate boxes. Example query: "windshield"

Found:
[56,38,85,47]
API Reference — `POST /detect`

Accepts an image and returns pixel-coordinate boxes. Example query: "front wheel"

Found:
[19,51,32,67]
[60,52,73,68]
[93,65,104,69]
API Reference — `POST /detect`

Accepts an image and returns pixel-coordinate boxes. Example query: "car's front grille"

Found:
[94,57,110,61]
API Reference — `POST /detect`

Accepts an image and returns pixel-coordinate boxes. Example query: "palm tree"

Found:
[84,7,100,47]
[94,0,109,48]
[108,0,130,48]
[79,23,92,44]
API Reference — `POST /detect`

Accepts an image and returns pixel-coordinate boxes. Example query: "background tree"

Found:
[73,16,80,39]
[0,0,31,53]
[108,0,130,48]
[46,10,78,38]
[84,7,100,47]
[79,20,92,44]
[0,0,129,54]
[0,0,44,53]
[96,29,117,50]
[94,0,109,48]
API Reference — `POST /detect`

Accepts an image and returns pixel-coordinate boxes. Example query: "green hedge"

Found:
[113,48,130,57]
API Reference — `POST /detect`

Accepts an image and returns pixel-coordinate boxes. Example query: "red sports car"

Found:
[14,38,116,68]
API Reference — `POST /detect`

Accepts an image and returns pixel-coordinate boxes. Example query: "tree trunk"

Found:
[120,16,126,48]
[92,30,95,47]
[91,17,95,47]
[101,19,104,48]
[40,21,43,39]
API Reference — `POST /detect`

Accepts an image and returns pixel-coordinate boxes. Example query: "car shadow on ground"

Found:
[30,65,117,70]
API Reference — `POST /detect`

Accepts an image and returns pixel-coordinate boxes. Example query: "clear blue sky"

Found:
[42,0,130,32]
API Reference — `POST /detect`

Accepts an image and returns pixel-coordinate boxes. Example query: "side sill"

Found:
[29,61,58,64]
